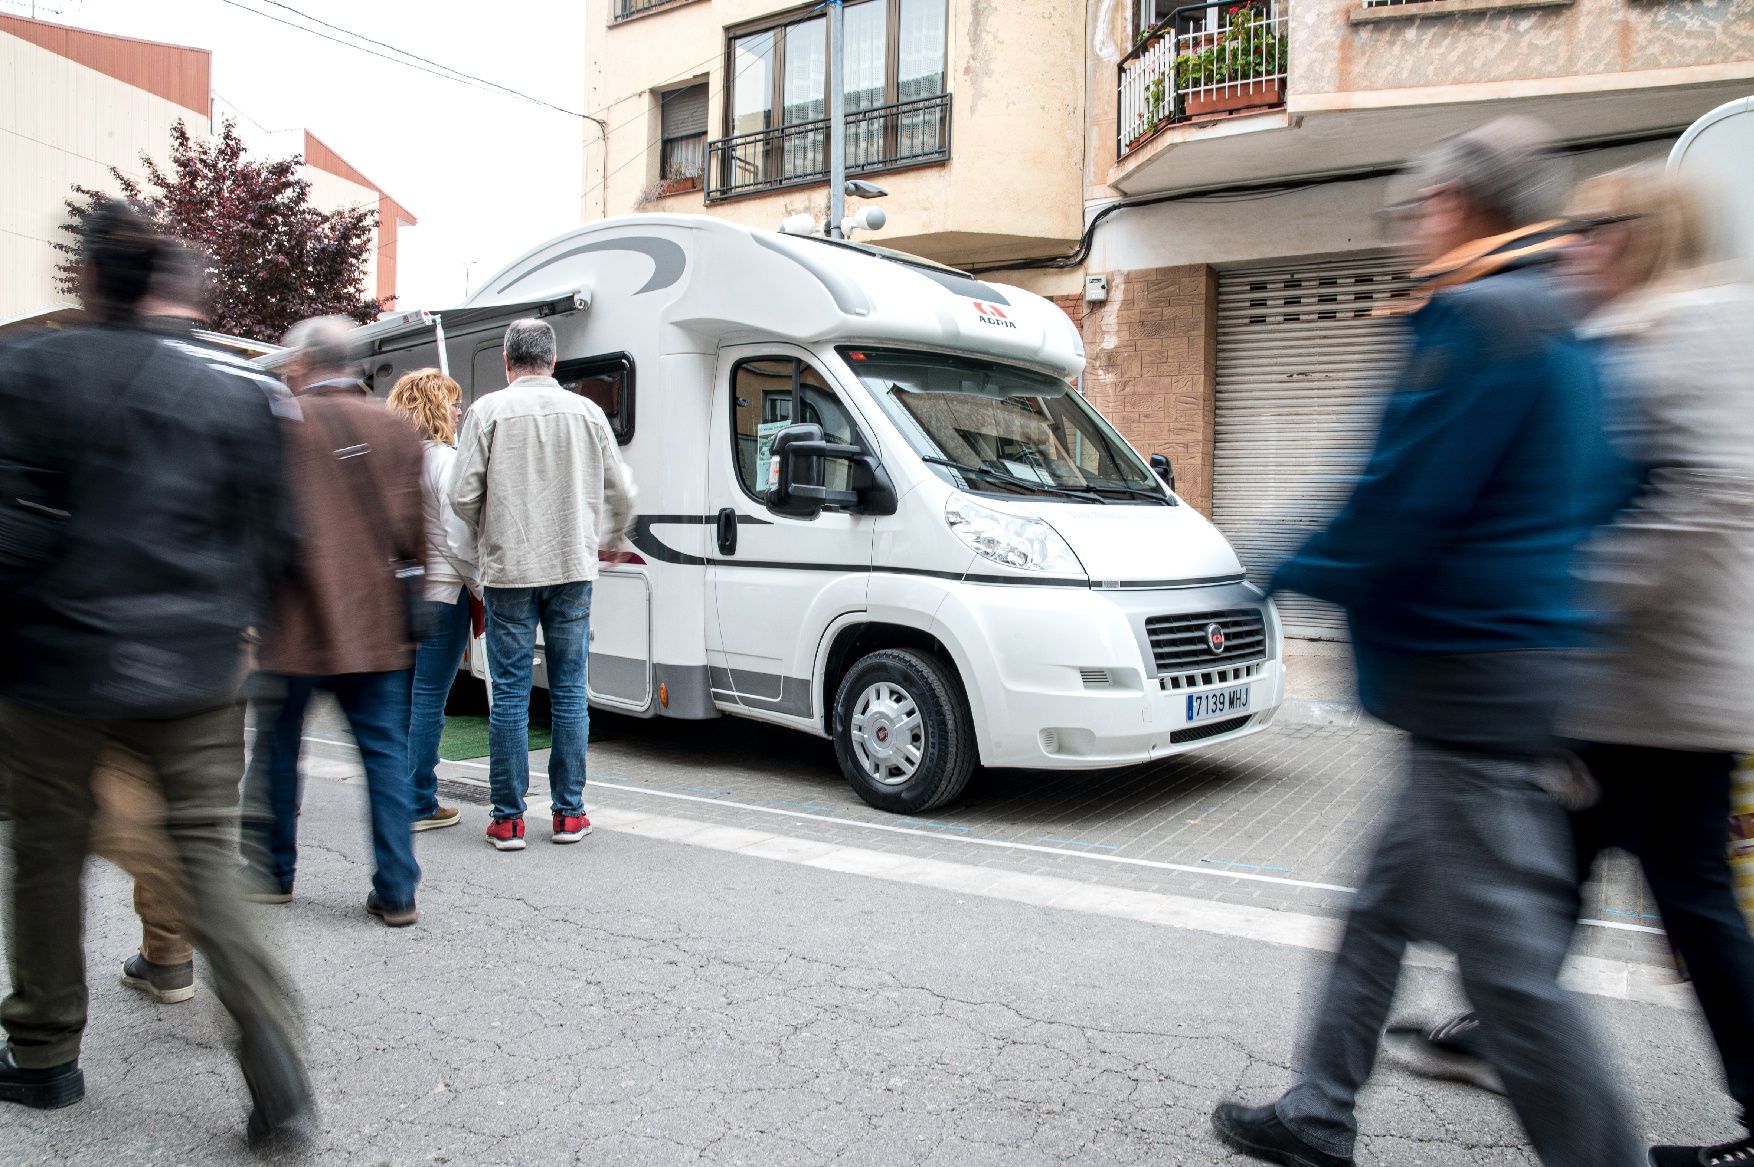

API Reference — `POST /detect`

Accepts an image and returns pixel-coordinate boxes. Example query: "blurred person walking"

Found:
[1209,119,1643,1167]
[86,240,284,1008]
[385,369,477,833]
[240,316,427,927]
[0,201,309,1141]
[1386,166,1754,1167]
[448,319,636,851]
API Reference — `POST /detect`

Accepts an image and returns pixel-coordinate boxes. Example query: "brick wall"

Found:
[1076,264,1218,514]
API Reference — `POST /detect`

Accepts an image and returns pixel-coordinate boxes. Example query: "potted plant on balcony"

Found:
[1174,3,1286,119]
[655,172,703,197]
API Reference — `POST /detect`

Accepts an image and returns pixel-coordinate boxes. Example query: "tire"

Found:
[832,648,976,814]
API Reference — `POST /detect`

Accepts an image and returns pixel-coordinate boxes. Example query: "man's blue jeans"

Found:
[241,670,420,908]
[484,581,592,822]
[408,593,473,819]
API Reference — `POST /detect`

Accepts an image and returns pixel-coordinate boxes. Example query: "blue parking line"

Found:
[1601,906,1665,922]
[1037,835,1121,851]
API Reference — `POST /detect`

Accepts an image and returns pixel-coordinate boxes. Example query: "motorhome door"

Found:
[705,345,876,718]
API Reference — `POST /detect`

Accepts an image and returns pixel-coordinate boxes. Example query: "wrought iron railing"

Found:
[1118,1,1287,156]
[613,0,698,19]
[706,92,952,202]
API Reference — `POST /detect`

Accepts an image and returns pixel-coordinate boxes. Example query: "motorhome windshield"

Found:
[842,349,1166,504]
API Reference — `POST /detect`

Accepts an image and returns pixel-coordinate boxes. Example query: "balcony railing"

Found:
[1118,1,1287,156]
[706,92,952,202]
[613,0,699,20]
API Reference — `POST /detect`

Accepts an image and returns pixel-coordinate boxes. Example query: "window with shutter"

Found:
[659,83,708,182]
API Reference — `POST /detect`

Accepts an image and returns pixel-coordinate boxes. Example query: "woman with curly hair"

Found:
[386,369,478,833]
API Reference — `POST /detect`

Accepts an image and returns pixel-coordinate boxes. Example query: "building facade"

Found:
[582,0,1752,637]
[0,14,415,323]
[1058,0,1754,636]
[583,0,1086,269]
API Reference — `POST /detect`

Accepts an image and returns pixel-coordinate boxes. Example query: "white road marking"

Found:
[297,733,1668,939]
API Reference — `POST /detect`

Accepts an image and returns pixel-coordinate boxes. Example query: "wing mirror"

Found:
[768,423,897,519]
[1149,453,1176,494]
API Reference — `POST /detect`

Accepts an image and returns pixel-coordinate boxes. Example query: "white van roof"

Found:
[465,214,1084,378]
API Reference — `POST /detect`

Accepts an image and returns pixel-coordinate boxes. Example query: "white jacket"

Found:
[1562,280,1754,751]
[420,441,477,602]
[447,375,637,590]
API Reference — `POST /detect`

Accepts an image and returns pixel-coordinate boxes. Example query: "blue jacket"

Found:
[1271,247,1634,735]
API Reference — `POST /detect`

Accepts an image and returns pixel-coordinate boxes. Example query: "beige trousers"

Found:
[88,749,193,966]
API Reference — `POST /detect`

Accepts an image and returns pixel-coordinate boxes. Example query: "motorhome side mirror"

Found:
[768,423,890,519]
[1150,453,1176,493]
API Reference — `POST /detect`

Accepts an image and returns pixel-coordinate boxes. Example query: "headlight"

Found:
[944,492,1084,574]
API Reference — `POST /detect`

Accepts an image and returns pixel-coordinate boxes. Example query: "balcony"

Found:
[706,93,953,203]
[612,0,702,21]
[1118,1,1287,157]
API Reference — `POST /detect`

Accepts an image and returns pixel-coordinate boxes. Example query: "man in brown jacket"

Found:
[240,316,427,926]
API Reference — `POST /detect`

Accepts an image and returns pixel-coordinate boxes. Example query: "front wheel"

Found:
[832,648,976,814]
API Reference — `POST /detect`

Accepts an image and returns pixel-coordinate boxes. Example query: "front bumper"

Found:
[934,581,1285,770]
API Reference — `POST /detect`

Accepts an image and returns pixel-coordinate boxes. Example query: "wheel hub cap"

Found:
[849,681,924,787]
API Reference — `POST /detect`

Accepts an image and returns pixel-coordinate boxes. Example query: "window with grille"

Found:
[659,83,708,181]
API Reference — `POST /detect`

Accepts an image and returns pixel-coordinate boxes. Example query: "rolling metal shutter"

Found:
[661,84,709,140]
[1212,255,1417,639]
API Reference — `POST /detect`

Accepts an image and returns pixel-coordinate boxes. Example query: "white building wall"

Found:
[0,32,208,320]
[301,165,383,308]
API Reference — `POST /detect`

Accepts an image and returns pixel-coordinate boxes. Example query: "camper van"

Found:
[344,214,1284,814]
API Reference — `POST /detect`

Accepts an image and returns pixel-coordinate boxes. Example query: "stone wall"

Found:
[1075,264,1218,515]
[1294,0,1754,97]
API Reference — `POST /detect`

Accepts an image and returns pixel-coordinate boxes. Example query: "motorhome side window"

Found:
[555,353,636,444]
[732,357,860,501]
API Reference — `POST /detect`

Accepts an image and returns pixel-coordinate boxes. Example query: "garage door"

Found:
[1212,256,1417,639]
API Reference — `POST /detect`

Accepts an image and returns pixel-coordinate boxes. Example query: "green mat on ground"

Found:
[438,714,549,761]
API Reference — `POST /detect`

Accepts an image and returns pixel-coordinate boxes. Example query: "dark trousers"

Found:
[241,671,419,907]
[1276,739,1640,1166]
[1575,743,1754,1124]
[0,699,303,1085]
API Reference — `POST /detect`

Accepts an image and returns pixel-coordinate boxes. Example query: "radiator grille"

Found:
[1145,608,1267,674]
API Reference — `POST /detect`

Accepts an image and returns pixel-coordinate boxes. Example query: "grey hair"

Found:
[504,318,557,373]
[282,315,358,375]
[1413,116,1572,231]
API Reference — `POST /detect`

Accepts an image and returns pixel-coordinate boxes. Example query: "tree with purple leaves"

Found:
[55,119,379,341]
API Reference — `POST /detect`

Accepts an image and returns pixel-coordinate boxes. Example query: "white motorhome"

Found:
[348,214,1284,814]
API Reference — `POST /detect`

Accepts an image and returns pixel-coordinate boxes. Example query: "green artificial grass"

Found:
[438,714,549,761]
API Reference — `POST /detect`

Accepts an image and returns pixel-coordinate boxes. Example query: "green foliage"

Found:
[1172,4,1287,92]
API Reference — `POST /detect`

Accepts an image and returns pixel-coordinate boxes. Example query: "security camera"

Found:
[844,180,889,199]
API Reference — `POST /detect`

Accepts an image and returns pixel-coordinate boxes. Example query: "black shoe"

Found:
[1650,1134,1754,1165]
[237,862,293,905]
[1383,1012,1505,1095]
[1212,1101,1353,1167]
[365,891,417,928]
[0,1047,84,1110]
[239,1024,313,1151]
[120,953,196,1004]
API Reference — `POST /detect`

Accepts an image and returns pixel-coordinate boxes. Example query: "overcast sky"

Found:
[7,0,589,307]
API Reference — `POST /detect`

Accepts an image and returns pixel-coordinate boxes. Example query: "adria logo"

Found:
[972,300,1017,329]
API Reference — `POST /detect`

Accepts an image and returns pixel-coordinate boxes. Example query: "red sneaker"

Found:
[486,816,526,851]
[551,811,592,844]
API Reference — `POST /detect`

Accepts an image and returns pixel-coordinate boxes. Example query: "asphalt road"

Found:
[0,756,1730,1166]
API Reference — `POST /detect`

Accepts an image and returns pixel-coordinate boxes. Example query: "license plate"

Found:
[1186,684,1251,724]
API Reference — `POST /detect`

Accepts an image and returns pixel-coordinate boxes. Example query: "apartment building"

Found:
[583,0,1085,268]
[1065,0,1754,636]
[583,0,1751,638]
[0,14,415,323]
